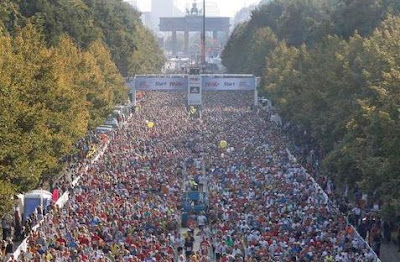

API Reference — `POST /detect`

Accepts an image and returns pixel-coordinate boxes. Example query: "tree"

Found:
[277,0,332,46]
[245,27,278,76]
[0,0,165,212]
[331,0,383,38]
[221,22,251,73]
[83,40,127,128]
[223,0,400,222]
[12,0,164,76]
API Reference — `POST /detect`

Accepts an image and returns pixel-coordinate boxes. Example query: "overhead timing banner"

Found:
[130,75,256,91]
[134,76,188,91]
[202,76,256,91]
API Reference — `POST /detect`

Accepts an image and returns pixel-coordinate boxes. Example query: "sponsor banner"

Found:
[202,77,255,91]
[135,76,188,91]
[132,75,255,91]
[188,75,202,105]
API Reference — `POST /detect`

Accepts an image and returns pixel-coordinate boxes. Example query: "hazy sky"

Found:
[136,0,260,17]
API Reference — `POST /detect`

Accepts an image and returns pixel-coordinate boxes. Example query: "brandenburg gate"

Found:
[159,2,230,56]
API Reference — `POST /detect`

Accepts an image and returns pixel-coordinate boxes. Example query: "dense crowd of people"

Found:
[283,114,392,258]
[14,92,190,261]
[4,91,381,261]
[200,92,377,261]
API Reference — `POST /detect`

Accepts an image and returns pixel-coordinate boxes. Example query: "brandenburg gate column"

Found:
[172,30,177,56]
[213,30,218,43]
[159,16,230,57]
[184,30,189,56]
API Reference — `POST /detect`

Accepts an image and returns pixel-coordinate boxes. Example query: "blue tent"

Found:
[23,190,52,221]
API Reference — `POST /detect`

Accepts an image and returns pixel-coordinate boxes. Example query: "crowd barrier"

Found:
[286,148,381,262]
[9,141,109,261]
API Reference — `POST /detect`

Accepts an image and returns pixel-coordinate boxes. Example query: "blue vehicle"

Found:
[181,191,208,227]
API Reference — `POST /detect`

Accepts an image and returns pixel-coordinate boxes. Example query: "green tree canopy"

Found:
[223,0,400,220]
[0,0,164,212]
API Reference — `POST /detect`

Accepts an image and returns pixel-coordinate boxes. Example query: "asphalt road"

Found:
[380,242,400,262]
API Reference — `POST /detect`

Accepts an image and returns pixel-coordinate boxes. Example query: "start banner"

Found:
[134,76,187,91]
[202,76,255,91]
[129,75,256,91]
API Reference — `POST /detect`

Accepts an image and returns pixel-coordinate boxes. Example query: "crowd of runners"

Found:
[11,91,379,261]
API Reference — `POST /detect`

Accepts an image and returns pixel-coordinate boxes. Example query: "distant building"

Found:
[151,0,174,31]
[141,12,152,28]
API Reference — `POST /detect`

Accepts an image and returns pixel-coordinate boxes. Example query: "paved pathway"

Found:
[380,242,400,262]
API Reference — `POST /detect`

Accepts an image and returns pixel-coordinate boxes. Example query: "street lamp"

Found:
[201,0,206,72]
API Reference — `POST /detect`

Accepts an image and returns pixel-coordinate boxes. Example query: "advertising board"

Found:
[134,76,188,91]
[202,76,255,91]
[188,75,202,105]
